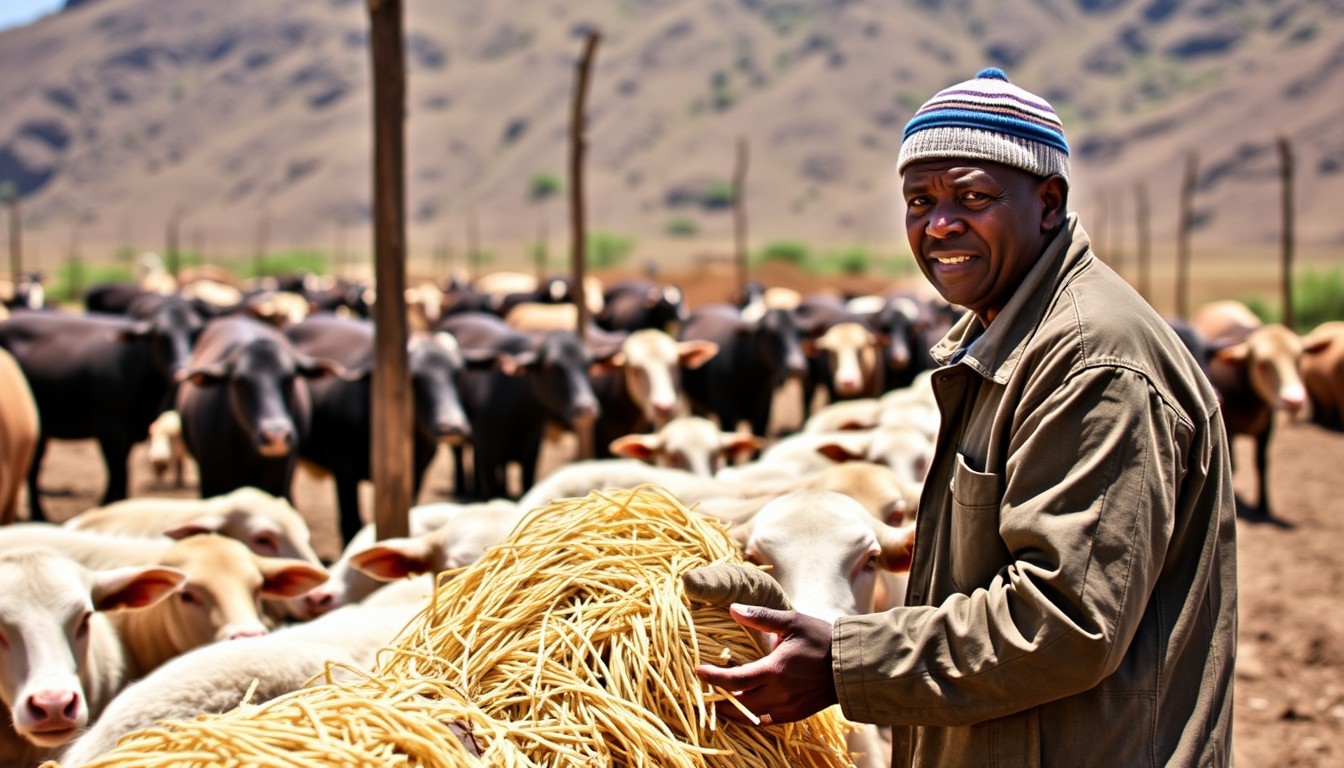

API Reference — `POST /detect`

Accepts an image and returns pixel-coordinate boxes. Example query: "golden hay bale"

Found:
[69,487,857,767]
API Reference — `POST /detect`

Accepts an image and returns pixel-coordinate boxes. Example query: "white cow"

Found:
[0,523,173,570]
[64,486,323,566]
[289,500,518,620]
[110,534,327,679]
[729,490,914,768]
[58,577,432,767]
[145,410,188,488]
[609,416,761,477]
[0,548,184,763]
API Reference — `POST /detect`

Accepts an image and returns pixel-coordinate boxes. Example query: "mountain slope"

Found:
[0,0,1341,262]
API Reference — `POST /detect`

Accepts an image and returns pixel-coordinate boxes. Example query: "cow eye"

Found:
[862,555,879,572]
[75,611,92,639]
[179,589,200,606]
[252,532,279,554]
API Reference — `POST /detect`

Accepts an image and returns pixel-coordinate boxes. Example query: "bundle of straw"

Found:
[68,486,857,767]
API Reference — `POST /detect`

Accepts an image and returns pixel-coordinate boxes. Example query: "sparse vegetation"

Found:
[1244,268,1344,331]
[243,248,328,279]
[702,180,734,210]
[756,239,810,267]
[585,230,636,269]
[665,217,698,237]
[530,171,562,201]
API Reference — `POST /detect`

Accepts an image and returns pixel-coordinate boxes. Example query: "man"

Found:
[690,68,1237,766]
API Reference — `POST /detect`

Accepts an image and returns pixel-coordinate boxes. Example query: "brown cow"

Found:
[1193,300,1307,516]
[0,347,38,524]
[1301,321,1344,430]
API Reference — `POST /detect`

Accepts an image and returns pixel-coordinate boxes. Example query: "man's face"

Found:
[901,159,1062,325]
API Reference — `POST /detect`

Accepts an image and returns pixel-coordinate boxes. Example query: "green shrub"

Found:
[1242,267,1344,331]
[246,248,328,279]
[757,240,810,267]
[665,217,698,237]
[530,171,562,201]
[585,231,636,269]
[702,180,734,210]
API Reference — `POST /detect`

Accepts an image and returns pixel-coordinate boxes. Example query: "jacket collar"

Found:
[930,213,1093,385]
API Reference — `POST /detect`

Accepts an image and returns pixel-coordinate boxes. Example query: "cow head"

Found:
[0,549,183,748]
[409,332,471,446]
[501,331,601,429]
[181,337,348,458]
[1213,323,1308,419]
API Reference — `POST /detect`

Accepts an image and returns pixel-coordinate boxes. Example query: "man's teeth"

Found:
[935,255,970,264]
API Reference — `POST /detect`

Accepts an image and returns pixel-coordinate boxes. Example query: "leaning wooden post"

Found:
[2,182,21,280]
[733,134,750,292]
[1277,134,1295,331]
[1176,151,1198,320]
[569,30,600,344]
[1134,182,1151,305]
[569,30,600,461]
[366,0,412,540]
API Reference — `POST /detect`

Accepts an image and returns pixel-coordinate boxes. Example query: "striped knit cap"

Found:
[897,67,1070,183]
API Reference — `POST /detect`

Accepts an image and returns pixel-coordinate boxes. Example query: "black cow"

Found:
[596,279,687,334]
[284,315,471,543]
[84,281,148,315]
[793,293,862,419]
[0,302,200,519]
[678,304,807,438]
[176,316,343,501]
[850,292,964,392]
[440,312,600,500]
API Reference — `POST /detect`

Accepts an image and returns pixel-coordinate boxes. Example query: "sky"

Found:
[0,0,65,33]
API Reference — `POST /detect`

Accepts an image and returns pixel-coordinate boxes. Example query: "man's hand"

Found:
[694,603,838,725]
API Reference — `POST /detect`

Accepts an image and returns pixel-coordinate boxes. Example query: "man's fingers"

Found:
[728,603,794,636]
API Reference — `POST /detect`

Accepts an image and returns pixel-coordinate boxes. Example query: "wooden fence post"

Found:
[1134,182,1151,305]
[1278,134,1295,331]
[1176,151,1198,320]
[569,29,600,462]
[733,134,750,291]
[366,0,412,541]
[3,183,22,280]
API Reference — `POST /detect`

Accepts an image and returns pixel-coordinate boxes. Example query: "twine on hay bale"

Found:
[63,486,858,767]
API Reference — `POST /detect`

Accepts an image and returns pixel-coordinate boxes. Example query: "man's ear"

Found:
[1039,175,1068,232]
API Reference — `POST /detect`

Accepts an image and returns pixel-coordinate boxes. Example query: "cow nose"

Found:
[571,398,600,422]
[26,689,80,723]
[651,400,677,421]
[786,352,808,377]
[436,419,471,442]
[1280,386,1306,413]
[304,589,337,617]
[225,625,269,640]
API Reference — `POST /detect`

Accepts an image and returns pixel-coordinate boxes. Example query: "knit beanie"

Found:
[896,67,1070,184]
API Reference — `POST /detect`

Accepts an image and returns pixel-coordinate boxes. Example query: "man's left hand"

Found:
[694,603,838,725]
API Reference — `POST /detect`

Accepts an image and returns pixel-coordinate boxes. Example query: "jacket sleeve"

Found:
[833,364,1193,726]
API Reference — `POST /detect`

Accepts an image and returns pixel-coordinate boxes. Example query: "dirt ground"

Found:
[23,404,1344,766]
[17,262,1344,765]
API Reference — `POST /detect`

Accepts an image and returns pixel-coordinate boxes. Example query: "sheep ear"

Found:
[873,521,917,572]
[609,434,660,462]
[92,566,187,613]
[349,539,436,581]
[1212,342,1250,364]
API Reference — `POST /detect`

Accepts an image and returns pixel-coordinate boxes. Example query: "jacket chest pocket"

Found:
[949,452,1007,592]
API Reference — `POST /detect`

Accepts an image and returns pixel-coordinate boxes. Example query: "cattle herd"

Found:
[0,255,1340,766]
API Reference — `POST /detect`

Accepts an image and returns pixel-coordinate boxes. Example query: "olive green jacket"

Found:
[832,215,1237,767]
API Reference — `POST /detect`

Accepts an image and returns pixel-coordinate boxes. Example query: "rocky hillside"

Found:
[0,0,1341,264]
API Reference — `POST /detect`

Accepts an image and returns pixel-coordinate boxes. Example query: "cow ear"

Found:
[499,350,538,375]
[91,566,187,612]
[816,439,865,463]
[163,515,227,539]
[113,321,154,342]
[177,362,230,385]
[1302,328,1335,353]
[299,357,356,381]
[872,521,916,572]
[609,434,660,462]
[461,347,500,370]
[718,431,764,456]
[800,337,820,356]
[254,557,329,598]
[589,351,625,375]
[348,539,436,581]
[1213,342,1251,364]
[677,340,718,369]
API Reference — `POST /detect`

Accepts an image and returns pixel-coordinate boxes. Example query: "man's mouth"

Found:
[933,255,971,265]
